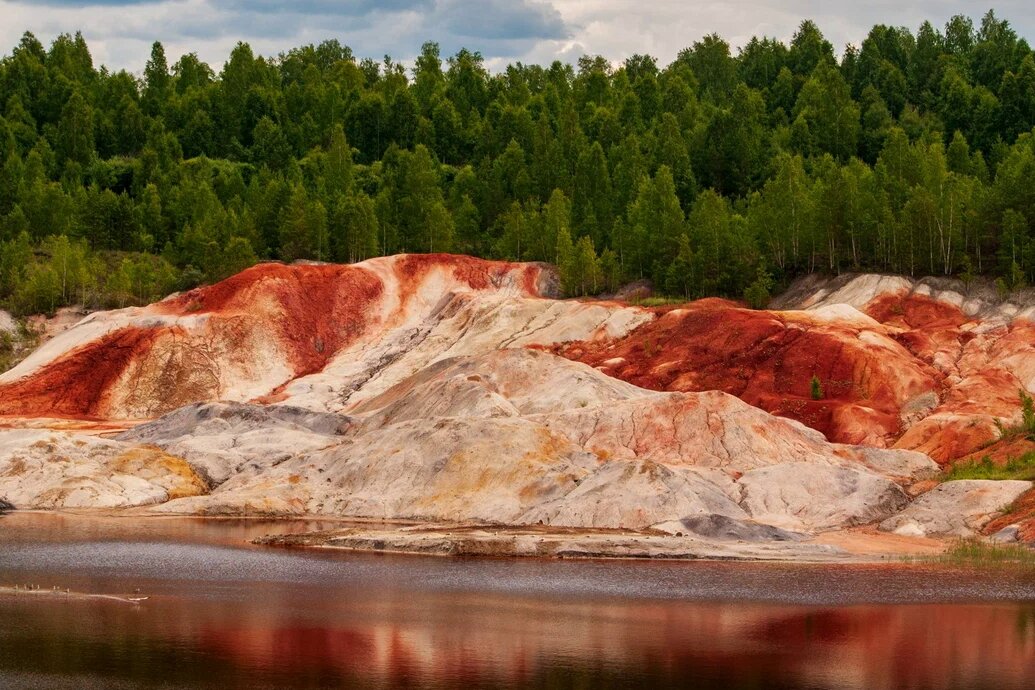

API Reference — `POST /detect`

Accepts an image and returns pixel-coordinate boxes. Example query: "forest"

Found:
[1,10,1035,315]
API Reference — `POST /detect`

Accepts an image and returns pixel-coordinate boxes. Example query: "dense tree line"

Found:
[2,11,1035,314]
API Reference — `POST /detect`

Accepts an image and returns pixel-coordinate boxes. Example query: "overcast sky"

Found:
[2,1,1034,74]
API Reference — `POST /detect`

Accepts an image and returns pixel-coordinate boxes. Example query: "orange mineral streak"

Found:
[957,438,1035,465]
[393,252,541,294]
[554,300,937,447]
[868,295,1035,462]
[0,326,174,418]
[863,293,968,330]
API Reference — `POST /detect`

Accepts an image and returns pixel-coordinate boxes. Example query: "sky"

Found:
[2,1,1034,74]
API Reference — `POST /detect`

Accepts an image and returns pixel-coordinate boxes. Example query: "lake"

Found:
[1,512,1034,689]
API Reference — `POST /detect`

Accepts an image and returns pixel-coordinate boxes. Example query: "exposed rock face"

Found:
[100,351,934,537]
[553,301,938,448]
[118,402,347,486]
[0,255,648,421]
[1,256,1033,553]
[879,480,1034,537]
[737,464,910,532]
[0,348,938,539]
[0,430,206,509]
[6,259,1031,468]
[656,514,804,542]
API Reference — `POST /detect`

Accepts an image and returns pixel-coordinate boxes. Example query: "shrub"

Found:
[743,265,773,309]
[810,375,823,400]
[1021,389,1035,439]
[996,390,1035,442]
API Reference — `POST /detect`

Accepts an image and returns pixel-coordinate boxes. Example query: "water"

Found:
[1,513,1034,689]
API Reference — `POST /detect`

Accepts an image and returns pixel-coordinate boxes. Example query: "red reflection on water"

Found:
[190,596,1035,689]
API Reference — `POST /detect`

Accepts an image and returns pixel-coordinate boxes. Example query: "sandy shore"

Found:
[1,509,950,563]
[255,521,948,563]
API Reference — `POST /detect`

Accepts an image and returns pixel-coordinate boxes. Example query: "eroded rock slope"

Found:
[1,256,1033,553]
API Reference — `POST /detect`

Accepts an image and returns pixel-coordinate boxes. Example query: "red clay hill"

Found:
[0,255,546,421]
[551,275,1035,465]
[2,257,1034,470]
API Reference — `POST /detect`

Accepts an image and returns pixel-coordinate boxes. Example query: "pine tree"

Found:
[572,235,601,296]
[555,222,576,296]
[55,90,94,166]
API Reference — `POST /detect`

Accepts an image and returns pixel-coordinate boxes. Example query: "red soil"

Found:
[159,262,385,376]
[555,290,1035,463]
[394,253,541,293]
[552,301,937,446]
[161,256,541,378]
[0,326,173,418]
[864,293,968,330]
[0,256,544,421]
[957,438,1035,465]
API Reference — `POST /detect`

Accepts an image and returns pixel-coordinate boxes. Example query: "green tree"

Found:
[55,90,94,166]
[278,185,327,262]
[251,116,292,169]
[331,191,379,263]
[793,62,860,160]
[743,264,774,309]
[627,166,684,280]
[142,41,171,115]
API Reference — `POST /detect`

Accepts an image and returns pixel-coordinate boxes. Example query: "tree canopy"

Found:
[2,12,1035,314]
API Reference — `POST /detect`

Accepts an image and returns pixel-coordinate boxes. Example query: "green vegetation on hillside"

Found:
[993,390,1035,443]
[3,11,1035,312]
[945,452,1035,481]
[923,539,1035,567]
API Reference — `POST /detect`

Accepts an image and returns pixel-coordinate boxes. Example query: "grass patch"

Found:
[628,296,686,307]
[945,451,1035,481]
[920,539,1035,568]
[992,389,1035,443]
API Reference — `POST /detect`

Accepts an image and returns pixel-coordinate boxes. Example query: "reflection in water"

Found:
[1,513,1034,689]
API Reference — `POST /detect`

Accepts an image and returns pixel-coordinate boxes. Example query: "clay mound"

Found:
[0,255,547,420]
[5,264,1033,467]
[556,273,1035,463]
[137,351,936,534]
[553,300,939,447]
[349,348,647,425]
[520,460,746,529]
[118,402,348,486]
[879,480,1033,538]
[0,348,941,538]
[158,415,597,521]
[281,287,651,412]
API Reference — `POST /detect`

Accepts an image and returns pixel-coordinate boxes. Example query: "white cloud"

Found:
[1,0,1033,74]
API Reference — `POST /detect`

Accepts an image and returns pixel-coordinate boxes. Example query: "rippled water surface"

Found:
[1,512,1034,689]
